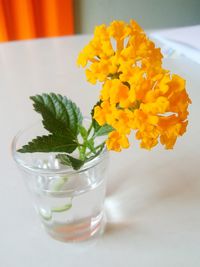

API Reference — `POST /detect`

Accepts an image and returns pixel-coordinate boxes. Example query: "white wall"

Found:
[74,0,200,33]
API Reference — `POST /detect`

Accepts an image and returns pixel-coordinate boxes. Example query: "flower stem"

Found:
[87,122,93,137]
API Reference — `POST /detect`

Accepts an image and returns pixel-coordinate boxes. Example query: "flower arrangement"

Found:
[18,20,191,169]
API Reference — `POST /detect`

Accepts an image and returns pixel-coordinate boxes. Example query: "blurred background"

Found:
[0,0,200,42]
[75,0,200,33]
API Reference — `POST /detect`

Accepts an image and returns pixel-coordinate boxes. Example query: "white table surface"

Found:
[151,25,200,64]
[0,34,200,267]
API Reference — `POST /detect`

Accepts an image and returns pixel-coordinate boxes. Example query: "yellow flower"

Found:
[93,101,113,126]
[78,19,191,152]
[112,109,131,134]
[108,21,131,52]
[159,115,188,149]
[77,20,162,85]
[106,131,129,152]
[101,79,130,107]
[166,74,191,120]
[140,96,169,114]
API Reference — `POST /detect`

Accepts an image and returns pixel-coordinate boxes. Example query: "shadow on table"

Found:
[104,156,199,235]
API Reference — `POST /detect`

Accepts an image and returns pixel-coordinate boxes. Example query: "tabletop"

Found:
[0,33,200,267]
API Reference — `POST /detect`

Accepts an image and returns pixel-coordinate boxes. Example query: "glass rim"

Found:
[11,120,108,175]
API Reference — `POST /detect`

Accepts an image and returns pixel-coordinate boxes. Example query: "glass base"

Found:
[44,212,106,242]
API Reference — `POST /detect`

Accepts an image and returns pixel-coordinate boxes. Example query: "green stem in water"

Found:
[53,175,69,191]
[51,203,72,212]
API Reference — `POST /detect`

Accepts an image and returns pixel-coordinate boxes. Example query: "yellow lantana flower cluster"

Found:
[77,20,191,151]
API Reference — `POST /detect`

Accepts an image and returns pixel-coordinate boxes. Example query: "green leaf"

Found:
[91,112,113,137]
[18,135,77,153]
[56,154,85,170]
[94,123,114,137]
[57,141,106,170]
[55,154,71,166]
[64,155,85,170]
[30,93,83,137]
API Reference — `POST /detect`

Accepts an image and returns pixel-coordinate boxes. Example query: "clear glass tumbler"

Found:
[12,122,109,242]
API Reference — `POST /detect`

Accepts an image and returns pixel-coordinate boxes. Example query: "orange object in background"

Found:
[0,0,74,42]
